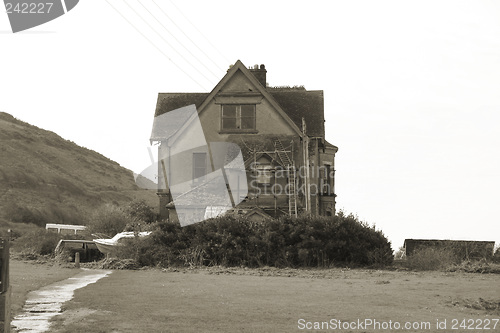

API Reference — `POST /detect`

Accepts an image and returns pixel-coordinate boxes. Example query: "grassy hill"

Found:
[0,112,158,234]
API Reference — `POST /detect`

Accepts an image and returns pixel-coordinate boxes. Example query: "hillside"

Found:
[0,112,158,232]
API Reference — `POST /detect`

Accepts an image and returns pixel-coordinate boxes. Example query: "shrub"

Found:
[85,203,134,236]
[405,247,459,271]
[124,200,158,224]
[11,229,81,257]
[112,212,394,269]
[446,260,500,274]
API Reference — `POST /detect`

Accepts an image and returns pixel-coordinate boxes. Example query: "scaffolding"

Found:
[273,138,297,217]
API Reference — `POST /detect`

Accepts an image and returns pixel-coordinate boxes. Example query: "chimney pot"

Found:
[249,63,267,88]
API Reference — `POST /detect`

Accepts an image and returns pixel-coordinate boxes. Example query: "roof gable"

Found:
[151,60,329,141]
[197,60,303,136]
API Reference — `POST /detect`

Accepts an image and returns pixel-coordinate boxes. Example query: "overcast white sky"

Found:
[1,0,499,250]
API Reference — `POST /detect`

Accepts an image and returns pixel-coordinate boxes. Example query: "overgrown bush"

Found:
[85,203,135,236]
[446,260,500,274]
[405,247,459,271]
[123,200,158,224]
[86,201,158,236]
[113,212,394,268]
[12,229,81,257]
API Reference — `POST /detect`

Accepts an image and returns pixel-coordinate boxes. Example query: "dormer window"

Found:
[221,105,256,131]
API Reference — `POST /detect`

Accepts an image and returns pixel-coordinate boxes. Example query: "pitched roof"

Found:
[324,139,339,152]
[269,88,325,138]
[150,104,198,142]
[152,61,325,138]
[154,93,208,117]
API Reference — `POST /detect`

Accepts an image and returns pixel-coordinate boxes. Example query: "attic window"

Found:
[221,105,256,131]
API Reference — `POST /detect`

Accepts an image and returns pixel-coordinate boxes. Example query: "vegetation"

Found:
[9,196,498,273]
[45,264,500,333]
[404,247,459,271]
[85,204,135,237]
[9,260,81,317]
[11,229,86,258]
[3,202,86,227]
[9,200,158,259]
[0,111,158,233]
[86,200,158,236]
[113,212,394,269]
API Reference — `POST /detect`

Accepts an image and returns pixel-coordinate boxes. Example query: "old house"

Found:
[150,60,338,225]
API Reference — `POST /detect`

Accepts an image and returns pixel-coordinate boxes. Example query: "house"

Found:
[150,60,338,225]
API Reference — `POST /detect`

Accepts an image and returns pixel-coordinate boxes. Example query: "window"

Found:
[222,105,256,130]
[321,164,333,195]
[193,152,207,181]
[256,164,272,184]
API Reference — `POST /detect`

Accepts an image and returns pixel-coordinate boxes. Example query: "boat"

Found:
[93,231,152,255]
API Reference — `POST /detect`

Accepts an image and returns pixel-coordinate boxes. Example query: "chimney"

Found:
[249,64,267,88]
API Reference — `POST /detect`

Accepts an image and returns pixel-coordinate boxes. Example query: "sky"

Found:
[1,0,499,250]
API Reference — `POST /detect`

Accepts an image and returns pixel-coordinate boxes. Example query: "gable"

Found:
[151,61,333,144]
[197,61,303,137]
[219,69,260,93]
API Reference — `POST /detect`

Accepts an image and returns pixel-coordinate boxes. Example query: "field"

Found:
[9,260,499,333]
[9,259,81,316]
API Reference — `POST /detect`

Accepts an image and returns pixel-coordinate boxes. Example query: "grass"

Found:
[7,258,500,332]
[0,111,158,229]
[39,266,500,333]
[9,259,81,316]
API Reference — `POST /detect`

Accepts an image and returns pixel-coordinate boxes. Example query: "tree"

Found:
[124,200,157,224]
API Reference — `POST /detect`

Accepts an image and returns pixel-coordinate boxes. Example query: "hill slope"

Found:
[0,112,157,230]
